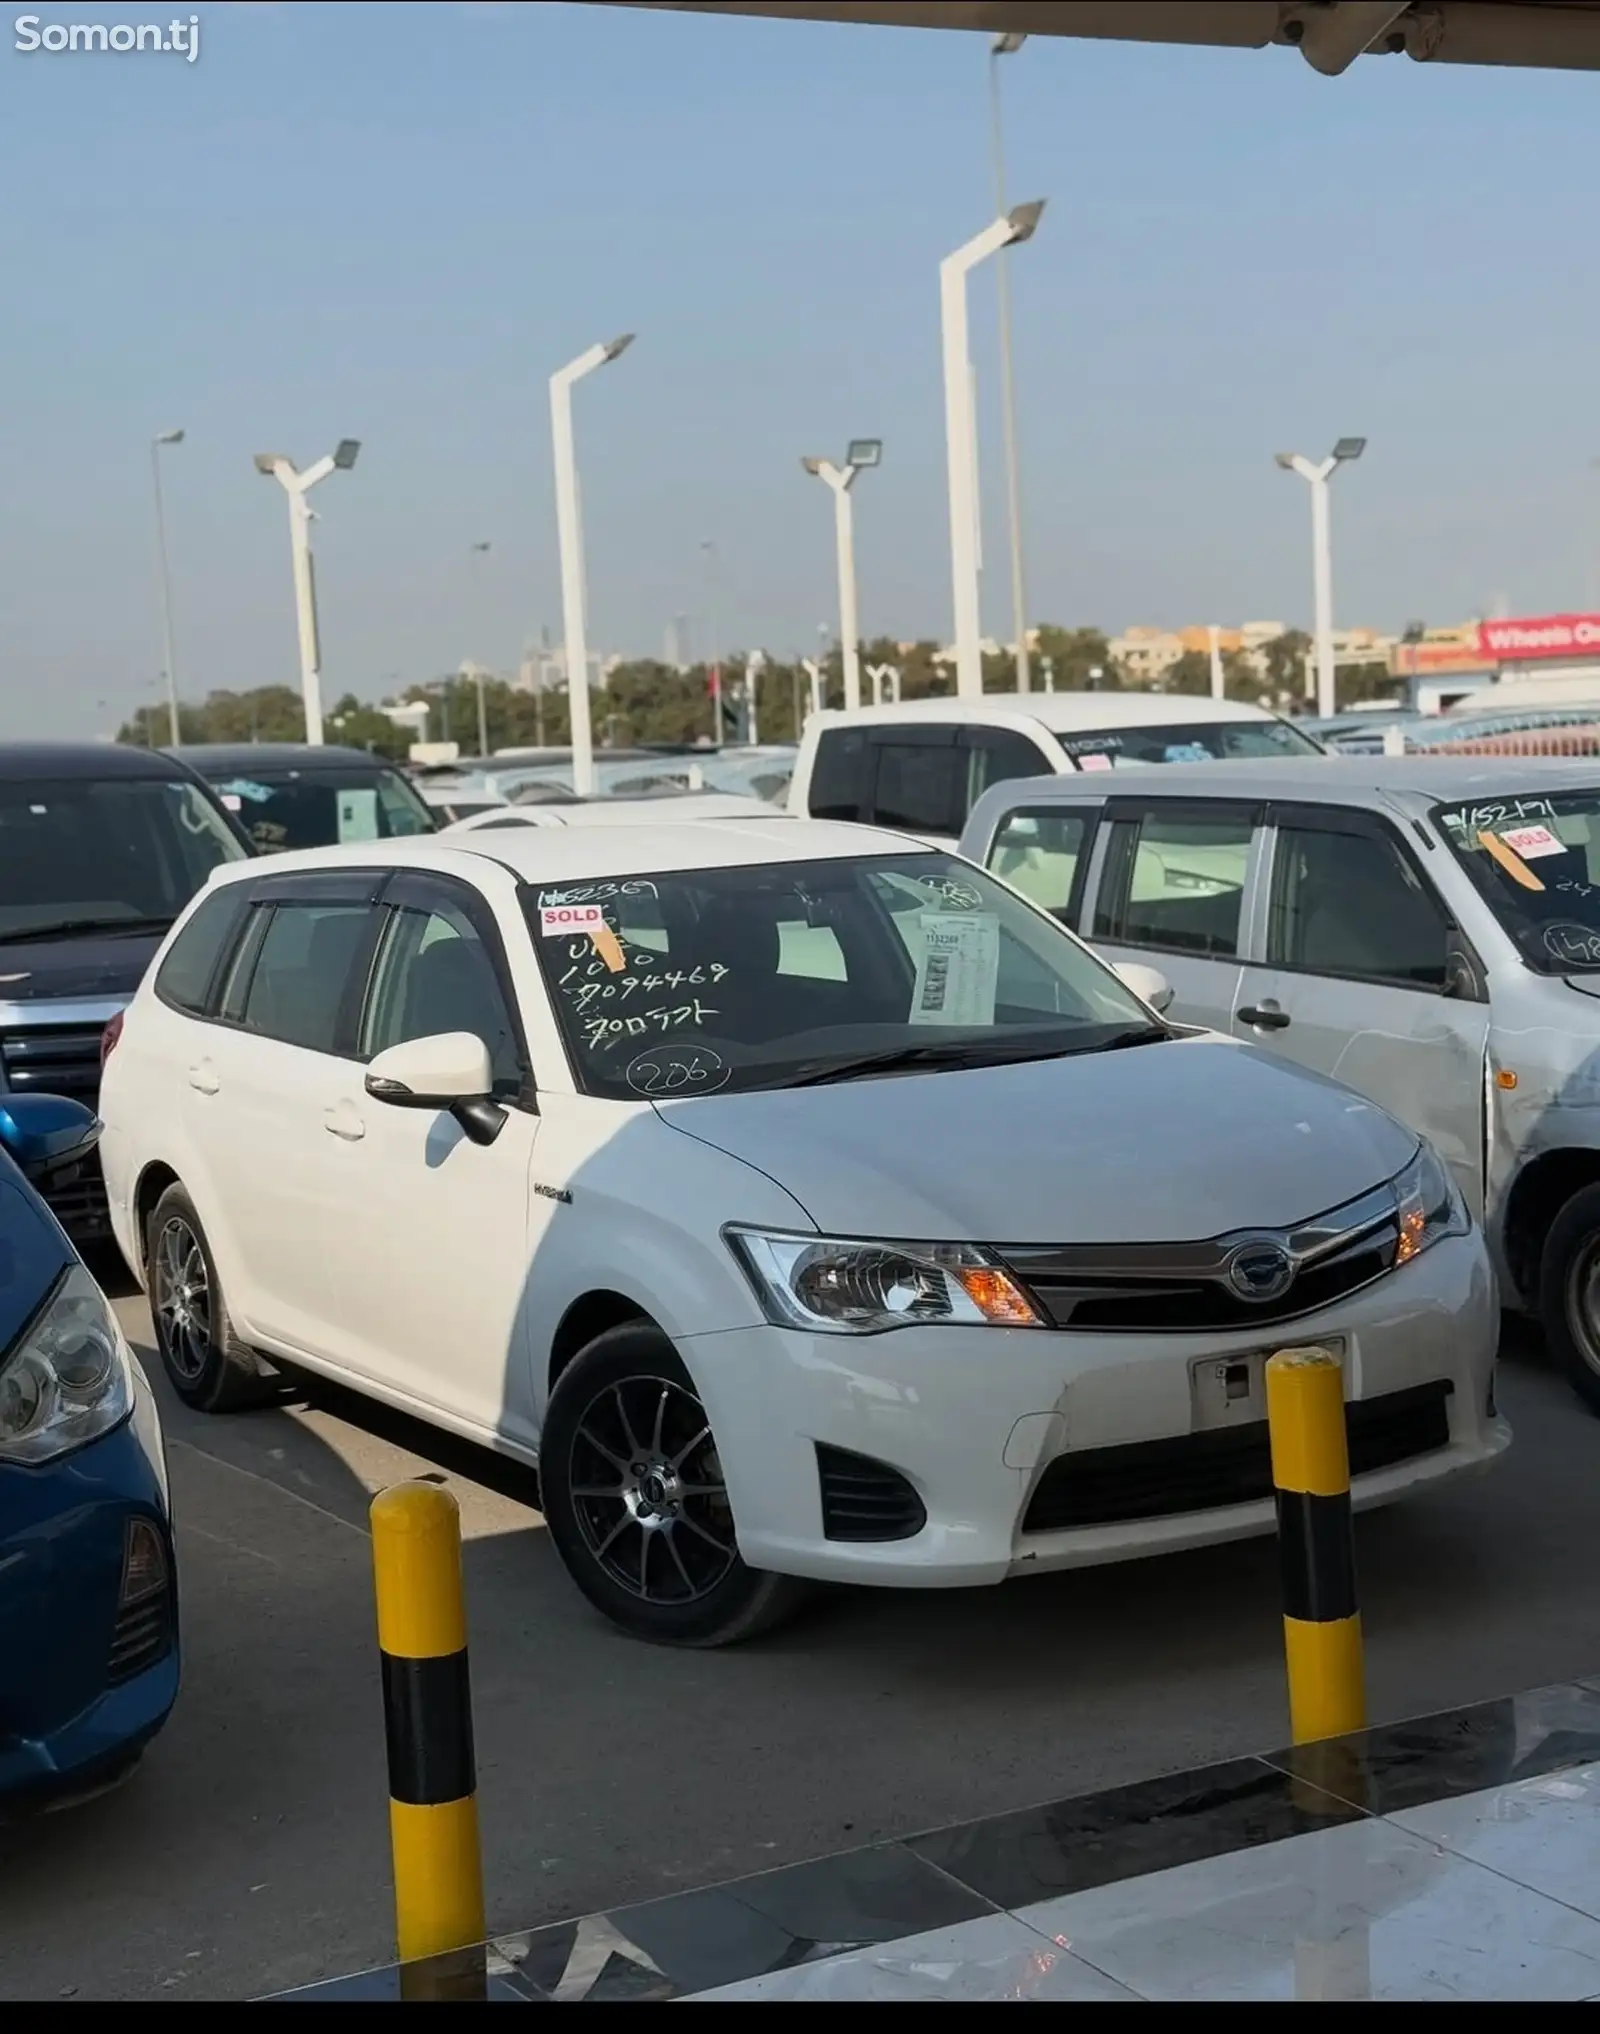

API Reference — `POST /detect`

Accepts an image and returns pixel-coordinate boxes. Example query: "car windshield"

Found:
[0,775,247,941]
[526,850,1162,1099]
[210,765,435,853]
[1055,719,1321,769]
[1433,788,1600,974]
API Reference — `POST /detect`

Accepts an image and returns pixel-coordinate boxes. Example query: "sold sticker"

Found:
[1499,824,1565,860]
[540,903,606,936]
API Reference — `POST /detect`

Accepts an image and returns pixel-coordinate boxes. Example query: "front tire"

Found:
[146,1184,275,1414]
[539,1324,807,1647]
[1539,1182,1600,1416]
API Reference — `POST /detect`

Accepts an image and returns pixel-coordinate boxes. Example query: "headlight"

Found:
[726,1228,1043,1335]
[1393,1141,1467,1268]
[0,1265,134,1467]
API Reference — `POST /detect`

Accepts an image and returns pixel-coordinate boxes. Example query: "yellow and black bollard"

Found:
[1264,1346,1366,1745]
[370,1479,486,1977]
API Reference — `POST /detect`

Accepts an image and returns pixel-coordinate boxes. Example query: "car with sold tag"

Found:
[960,756,1600,1414]
[97,817,1503,1644]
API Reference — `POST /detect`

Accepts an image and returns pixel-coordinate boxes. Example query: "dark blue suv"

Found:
[0,1095,178,1806]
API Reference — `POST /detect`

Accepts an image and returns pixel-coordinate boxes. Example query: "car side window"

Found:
[1094,807,1254,958]
[154,886,247,1016]
[966,728,1054,800]
[236,902,375,1053]
[986,808,1091,921]
[871,740,968,836]
[361,900,523,1096]
[807,728,869,821]
[1270,822,1450,988]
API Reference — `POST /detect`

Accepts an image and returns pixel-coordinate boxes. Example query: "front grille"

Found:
[1021,1380,1453,1533]
[996,1184,1400,1335]
[39,1156,110,1238]
[107,1588,174,1685]
[816,1444,926,1543]
[0,1024,105,1108]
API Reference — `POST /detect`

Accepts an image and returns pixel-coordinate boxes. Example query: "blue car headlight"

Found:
[0,1266,134,1467]
[1393,1141,1467,1268]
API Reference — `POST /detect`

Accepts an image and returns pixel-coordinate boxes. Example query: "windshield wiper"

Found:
[0,915,175,945]
[785,1024,1171,1089]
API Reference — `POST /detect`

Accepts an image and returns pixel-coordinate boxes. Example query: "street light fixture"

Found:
[941,202,1046,700]
[550,334,634,795]
[149,428,185,746]
[1274,435,1366,718]
[253,439,362,746]
[801,439,882,712]
[468,541,492,760]
[989,29,1033,690]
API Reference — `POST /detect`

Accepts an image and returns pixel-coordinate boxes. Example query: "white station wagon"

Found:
[99,818,1504,1644]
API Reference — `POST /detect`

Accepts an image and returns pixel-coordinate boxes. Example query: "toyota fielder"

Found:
[97,820,1507,1646]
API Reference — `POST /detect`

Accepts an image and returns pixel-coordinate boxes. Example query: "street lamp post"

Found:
[801,439,881,714]
[702,539,721,743]
[149,428,184,746]
[550,334,633,796]
[253,439,362,746]
[1275,437,1366,718]
[989,30,1033,692]
[469,540,492,759]
[942,202,1046,700]
[1208,623,1225,700]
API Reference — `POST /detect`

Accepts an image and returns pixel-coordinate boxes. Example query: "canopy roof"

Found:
[612,3,1600,76]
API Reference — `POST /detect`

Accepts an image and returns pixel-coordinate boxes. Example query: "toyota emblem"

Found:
[1224,1240,1296,1304]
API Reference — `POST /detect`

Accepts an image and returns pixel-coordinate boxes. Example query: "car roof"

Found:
[809,691,1284,734]
[0,742,202,780]
[206,816,927,888]
[170,744,396,772]
[966,754,1600,814]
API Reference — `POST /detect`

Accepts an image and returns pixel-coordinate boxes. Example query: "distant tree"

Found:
[1261,630,1313,700]
[1032,626,1124,692]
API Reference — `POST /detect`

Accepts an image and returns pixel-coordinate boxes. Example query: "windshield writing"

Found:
[1057,719,1319,768]
[527,851,1152,1099]
[1435,792,1600,972]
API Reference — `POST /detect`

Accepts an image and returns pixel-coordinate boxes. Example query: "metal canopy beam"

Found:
[608,2,1600,73]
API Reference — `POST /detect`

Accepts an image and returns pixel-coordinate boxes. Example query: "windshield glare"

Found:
[0,776,246,940]
[528,852,1157,1098]
[1434,790,1600,973]
[211,766,435,852]
[1057,719,1320,768]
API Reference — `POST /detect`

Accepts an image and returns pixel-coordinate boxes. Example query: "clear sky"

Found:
[3,0,1598,736]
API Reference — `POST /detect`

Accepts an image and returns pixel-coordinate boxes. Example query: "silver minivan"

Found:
[959,755,1600,1413]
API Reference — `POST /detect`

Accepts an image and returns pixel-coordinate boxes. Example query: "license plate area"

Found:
[1189,1339,1346,1432]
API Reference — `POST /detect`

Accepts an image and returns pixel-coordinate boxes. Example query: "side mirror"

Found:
[1112,961,1175,1015]
[0,1094,102,1180]
[365,1032,494,1108]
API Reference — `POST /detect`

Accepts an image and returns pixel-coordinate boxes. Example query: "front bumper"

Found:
[681,1227,1505,1589]
[0,1368,179,1805]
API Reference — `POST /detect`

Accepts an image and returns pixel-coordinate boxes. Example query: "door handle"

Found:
[323,1104,366,1143]
[1237,1004,1292,1032]
[187,1062,220,1096]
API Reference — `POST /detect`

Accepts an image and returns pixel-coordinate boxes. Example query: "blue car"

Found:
[0,1095,178,1808]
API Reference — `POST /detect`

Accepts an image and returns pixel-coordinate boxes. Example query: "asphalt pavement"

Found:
[1,1290,1597,2001]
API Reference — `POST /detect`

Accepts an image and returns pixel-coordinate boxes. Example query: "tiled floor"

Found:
[273,1680,1600,2002]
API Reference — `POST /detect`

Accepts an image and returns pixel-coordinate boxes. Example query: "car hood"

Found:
[0,930,162,1004]
[657,1034,1417,1245]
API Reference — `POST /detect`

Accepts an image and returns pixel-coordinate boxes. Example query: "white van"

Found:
[786,694,1323,844]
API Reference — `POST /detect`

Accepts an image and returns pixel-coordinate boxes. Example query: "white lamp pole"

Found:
[801,657,824,720]
[254,439,361,747]
[469,540,492,759]
[550,334,633,795]
[1208,623,1225,700]
[801,439,881,714]
[989,31,1032,691]
[745,648,764,746]
[942,202,1045,701]
[1275,437,1366,718]
[149,428,185,746]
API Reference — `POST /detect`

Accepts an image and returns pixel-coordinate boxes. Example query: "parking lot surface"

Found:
[1,1291,1595,2002]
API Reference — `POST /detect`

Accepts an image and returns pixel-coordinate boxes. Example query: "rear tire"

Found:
[1539,1182,1600,1417]
[146,1184,275,1414]
[539,1323,808,1647]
